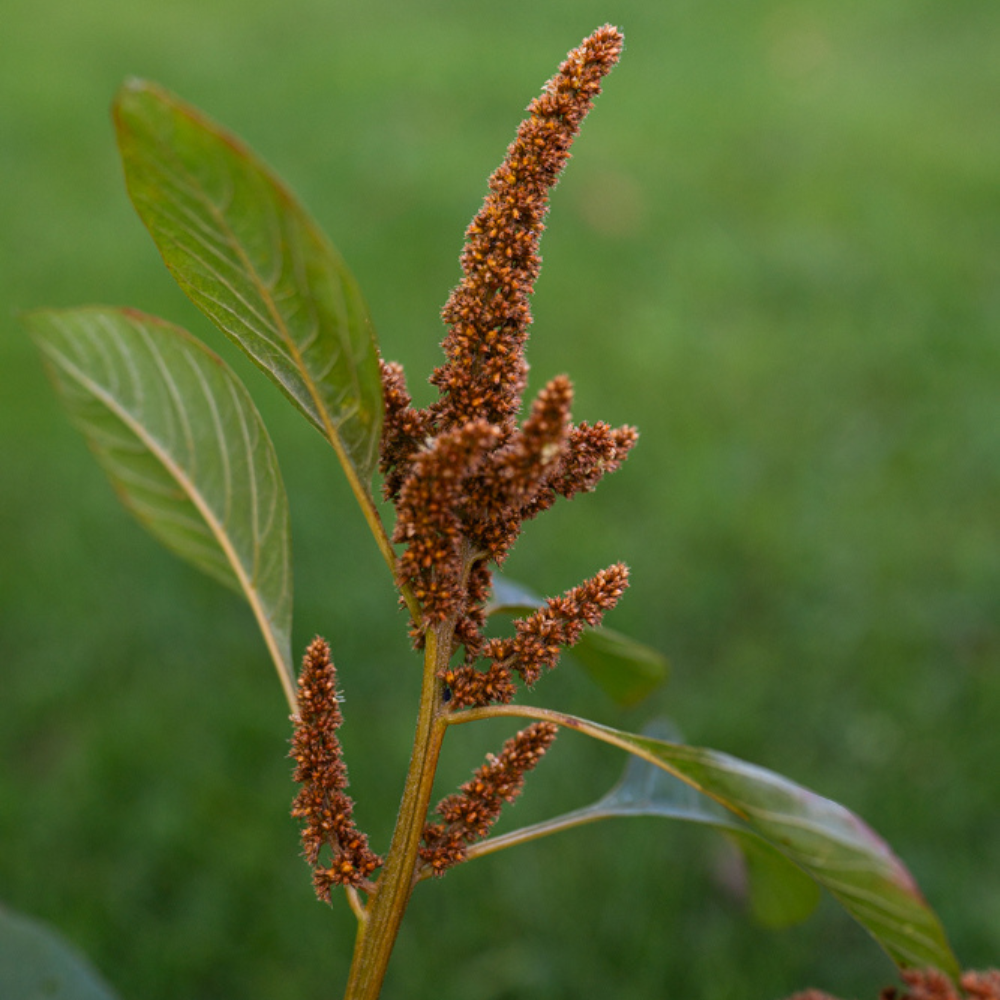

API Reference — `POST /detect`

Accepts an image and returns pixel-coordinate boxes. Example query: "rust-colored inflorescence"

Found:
[290,638,382,900]
[419,722,559,877]
[785,968,1000,1000]
[378,25,636,700]
[431,25,625,434]
[444,563,630,708]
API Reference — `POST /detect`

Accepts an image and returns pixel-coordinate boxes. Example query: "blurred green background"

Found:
[3,0,998,996]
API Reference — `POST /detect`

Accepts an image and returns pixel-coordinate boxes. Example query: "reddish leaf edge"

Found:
[446,703,960,979]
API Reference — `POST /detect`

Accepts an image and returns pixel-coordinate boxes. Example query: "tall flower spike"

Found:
[290,638,382,899]
[419,722,559,877]
[475,375,575,523]
[431,25,624,434]
[380,26,635,661]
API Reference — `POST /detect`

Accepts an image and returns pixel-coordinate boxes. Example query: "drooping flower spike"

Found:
[290,638,382,898]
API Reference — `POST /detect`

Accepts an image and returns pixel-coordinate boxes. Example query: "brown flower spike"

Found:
[420,722,559,876]
[290,638,382,899]
[444,562,631,708]
[379,25,636,707]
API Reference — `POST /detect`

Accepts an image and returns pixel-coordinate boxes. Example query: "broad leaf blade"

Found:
[113,78,382,487]
[487,576,668,705]
[590,724,820,927]
[0,904,120,1000]
[28,307,295,707]
[489,708,959,975]
[485,722,819,927]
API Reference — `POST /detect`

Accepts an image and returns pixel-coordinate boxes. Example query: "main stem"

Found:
[342,620,451,999]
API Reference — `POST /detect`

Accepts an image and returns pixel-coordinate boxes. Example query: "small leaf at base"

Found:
[0,904,120,1000]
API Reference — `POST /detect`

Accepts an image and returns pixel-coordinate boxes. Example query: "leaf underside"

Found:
[28,306,296,705]
[483,721,820,928]
[114,78,383,487]
[586,723,823,928]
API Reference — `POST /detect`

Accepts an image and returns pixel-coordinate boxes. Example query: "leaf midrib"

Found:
[136,98,357,468]
[42,332,294,707]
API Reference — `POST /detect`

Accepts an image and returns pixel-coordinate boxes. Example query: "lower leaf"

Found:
[449,705,960,977]
[28,307,296,708]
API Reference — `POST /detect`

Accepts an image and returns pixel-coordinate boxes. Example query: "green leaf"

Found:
[464,706,960,975]
[487,575,545,614]
[0,904,120,999]
[587,723,821,927]
[113,78,383,489]
[469,720,818,927]
[487,576,668,705]
[732,833,822,929]
[576,716,958,972]
[27,307,296,708]
[569,627,669,707]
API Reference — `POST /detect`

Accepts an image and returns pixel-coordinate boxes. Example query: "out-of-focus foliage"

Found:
[0,905,120,1000]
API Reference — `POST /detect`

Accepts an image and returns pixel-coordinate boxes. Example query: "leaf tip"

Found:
[114,76,149,109]
[112,77,167,131]
[19,306,58,348]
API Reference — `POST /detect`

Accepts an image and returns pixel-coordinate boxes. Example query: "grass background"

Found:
[2,0,999,996]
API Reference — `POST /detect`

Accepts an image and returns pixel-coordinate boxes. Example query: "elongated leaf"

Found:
[487,576,668,705]
[473,721,820,927]
[113,79,382,488]
[0,905,120,1000]
[28,307,295,707]
[588,723,822,927]
[462,706,959,975]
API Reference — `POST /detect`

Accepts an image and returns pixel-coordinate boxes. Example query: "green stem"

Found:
[409,702,649,881]
[345,886,367,924]
[415,806,603,883]
[342,623,451,999]
[445,703,574,729]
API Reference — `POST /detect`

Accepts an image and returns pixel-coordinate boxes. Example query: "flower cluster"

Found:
[290,638,382,899]
[443,563,630,708]
[419,722,559,876]
[786,969,1000,1000]
[378,25,636,697]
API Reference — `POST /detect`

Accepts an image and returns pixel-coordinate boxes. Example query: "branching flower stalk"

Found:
[30,13,982,999]
[288,24,634,998]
